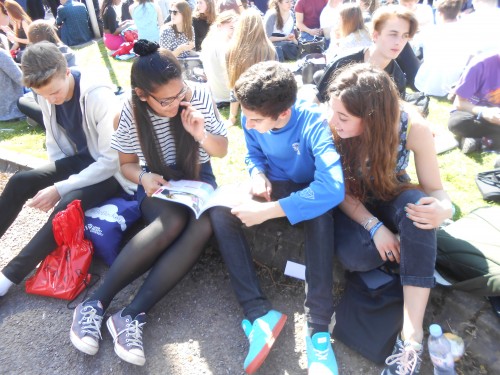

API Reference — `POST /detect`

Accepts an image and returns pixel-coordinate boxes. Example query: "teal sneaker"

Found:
[306,331,339,375]
[241,310,287,374]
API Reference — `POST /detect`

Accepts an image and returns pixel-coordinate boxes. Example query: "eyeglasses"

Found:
[150,82,189,107]
[169,9,179,15]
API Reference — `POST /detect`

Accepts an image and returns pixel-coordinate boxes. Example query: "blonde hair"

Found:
[28,19,62,44]
[371,5,418,38]
[226,9,277,88]
[202,10,238,50]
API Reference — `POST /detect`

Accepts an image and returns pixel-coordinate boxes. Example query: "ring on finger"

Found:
[386,251,393,257]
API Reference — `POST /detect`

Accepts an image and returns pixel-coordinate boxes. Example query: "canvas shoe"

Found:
[70,300,104,355]
[381,335,423,375]
[106,309,147,366]
[305,329,339,375]
[241,310,287,374]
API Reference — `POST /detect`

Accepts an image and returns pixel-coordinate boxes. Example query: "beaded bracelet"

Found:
[362,216,378,230]
[369,221,384,239]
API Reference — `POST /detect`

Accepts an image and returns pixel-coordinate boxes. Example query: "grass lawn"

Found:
[1,40,498,217]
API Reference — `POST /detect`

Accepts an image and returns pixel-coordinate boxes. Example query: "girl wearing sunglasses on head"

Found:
[69,39,228,367]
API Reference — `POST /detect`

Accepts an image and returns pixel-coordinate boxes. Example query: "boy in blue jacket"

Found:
[210,61,345,375]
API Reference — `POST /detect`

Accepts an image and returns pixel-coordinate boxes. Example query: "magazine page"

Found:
[199,182,253,212]
[152,180,214,218]
[152,180,253,219]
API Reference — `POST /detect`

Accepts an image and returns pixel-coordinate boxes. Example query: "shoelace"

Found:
[385,344,420,375]
[115,319,146,350]
[78,305,103,340]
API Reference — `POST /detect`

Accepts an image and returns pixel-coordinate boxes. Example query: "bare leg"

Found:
[402,285,430,343]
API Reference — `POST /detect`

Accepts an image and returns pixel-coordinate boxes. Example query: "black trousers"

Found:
[1,154,120,284]
[448,110,500,146]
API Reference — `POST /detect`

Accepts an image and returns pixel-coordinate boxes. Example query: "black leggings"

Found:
[0,155,121,284]
[89,195,212,317]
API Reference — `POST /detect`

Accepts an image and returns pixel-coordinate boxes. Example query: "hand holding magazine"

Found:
[152,180,252,219]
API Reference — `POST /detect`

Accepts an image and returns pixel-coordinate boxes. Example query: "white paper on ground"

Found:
[284,261,306,280]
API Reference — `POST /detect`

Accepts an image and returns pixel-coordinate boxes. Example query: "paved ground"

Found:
[0,165,498,375]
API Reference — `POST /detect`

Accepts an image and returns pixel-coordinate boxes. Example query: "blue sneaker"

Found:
[306,331,339,375]
[241,310,287,374]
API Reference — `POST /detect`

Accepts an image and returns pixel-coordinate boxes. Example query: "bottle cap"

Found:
[429,324,443,337]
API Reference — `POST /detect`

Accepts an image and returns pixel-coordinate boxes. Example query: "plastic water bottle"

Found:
[428,324,456,375]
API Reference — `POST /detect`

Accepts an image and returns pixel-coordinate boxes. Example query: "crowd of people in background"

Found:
[0,0,499,374]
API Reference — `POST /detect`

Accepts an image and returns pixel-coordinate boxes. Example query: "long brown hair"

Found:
[194,0,216,24]
[172,0,194,41]
[269,0,284,30]
[328,64,405,202]
[131,41,199,180]
[226,9,277,88]
[338,3,367,38]
[4,0,31,33]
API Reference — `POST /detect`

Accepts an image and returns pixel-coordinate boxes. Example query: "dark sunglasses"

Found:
[169,9,179,15]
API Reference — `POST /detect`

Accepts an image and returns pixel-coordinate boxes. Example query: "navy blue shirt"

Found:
[55,69,89,156]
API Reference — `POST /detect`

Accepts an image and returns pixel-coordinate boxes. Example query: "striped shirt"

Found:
[112,82,227,166]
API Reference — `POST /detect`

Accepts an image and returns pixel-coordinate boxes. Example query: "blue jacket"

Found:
[243,100,345,224]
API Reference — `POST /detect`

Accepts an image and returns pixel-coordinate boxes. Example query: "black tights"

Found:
[89,196,212,317]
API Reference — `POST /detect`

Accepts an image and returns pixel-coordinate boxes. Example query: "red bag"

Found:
[25,200,94,300]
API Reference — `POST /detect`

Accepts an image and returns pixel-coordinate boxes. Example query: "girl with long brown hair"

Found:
[328,64,453,375]
[0,0,31,55]
[69,40,227,366]
[192,0,216,51]
[159,0,195,58]
[226,8,277,126]
[264,0,298,61]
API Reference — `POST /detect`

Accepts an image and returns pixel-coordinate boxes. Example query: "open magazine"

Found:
[152,180,252,219]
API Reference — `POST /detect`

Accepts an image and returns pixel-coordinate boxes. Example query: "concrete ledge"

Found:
[0,148,47,173]
[1,148,499,373]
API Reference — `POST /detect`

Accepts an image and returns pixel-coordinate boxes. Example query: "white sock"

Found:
[0,272,14,296]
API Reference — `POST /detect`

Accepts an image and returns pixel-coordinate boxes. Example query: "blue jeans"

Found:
[300,31,315,42]
[210,180,336,326]
[334,189,436,288]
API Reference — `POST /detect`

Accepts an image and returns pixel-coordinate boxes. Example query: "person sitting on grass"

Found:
[316,5,418,104]
[209,60,344,375]
[327,64,453,375]
[448,52,500,167]
[0,41,134,299]
[55,0,93,47]
[17,19,78,128]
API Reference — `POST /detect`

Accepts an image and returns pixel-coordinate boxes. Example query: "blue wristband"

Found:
[370,221,383,239]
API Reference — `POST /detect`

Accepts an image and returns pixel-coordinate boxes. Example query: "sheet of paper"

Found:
[284,260,306,281]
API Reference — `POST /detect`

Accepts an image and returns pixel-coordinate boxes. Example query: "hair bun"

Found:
[134,40,160,56]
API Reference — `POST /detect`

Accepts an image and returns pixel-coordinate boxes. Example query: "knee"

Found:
[5,171,37,197]
[209,206,233,226]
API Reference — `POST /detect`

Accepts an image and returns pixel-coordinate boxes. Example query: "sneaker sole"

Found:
[106,316,146,366]
[69,309,99,355]
[245,314,287,374]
